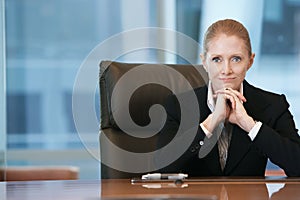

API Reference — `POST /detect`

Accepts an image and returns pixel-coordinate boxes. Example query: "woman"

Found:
[158,19,300,177]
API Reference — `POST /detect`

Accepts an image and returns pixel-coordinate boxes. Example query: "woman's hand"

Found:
[215,88,255,132]
[201,88,236,133]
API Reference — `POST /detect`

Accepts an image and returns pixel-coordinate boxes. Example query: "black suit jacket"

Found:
[157,80,300,177]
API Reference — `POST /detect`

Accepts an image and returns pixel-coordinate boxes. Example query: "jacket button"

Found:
[199,141,204,146]
[190,147,195,153]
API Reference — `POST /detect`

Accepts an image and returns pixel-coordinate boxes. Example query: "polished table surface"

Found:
[2,177,300,200]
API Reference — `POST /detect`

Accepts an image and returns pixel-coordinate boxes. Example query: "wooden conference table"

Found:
[2,177,300,200]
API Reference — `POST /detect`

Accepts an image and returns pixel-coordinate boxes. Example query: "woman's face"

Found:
[201,34,255,92]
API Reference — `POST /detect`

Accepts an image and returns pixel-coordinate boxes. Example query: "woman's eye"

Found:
[212,57,221,62]
[232,56,241,62]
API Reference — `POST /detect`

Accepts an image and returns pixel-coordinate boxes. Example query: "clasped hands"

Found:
[203,87,256,133]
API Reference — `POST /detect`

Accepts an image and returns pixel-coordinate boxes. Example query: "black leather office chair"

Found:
[99,60,208,179]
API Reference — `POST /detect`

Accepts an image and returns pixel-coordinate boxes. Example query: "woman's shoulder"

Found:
[244,80,288,106]
[244,80,284,98]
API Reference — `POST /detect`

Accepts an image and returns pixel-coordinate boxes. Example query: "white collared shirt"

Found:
[200,81,262,141]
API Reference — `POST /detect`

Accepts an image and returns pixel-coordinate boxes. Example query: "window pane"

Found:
[5,0,123,149]
[5,0,157,179]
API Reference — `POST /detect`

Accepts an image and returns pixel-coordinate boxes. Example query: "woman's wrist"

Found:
[202,114,213,133]
[242,116,256,132]
[202,113,221,133]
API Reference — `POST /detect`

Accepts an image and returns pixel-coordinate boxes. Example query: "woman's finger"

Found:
[226,93,236,109]
[215,88,246,102]
[226,87,246,102]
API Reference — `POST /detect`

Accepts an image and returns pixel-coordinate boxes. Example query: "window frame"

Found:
[0,0,6,167]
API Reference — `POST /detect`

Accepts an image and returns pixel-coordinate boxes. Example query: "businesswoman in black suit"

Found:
[157,19,300,177]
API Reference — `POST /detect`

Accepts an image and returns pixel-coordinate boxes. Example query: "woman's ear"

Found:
[247,53,255,70]
[200,54,208,72]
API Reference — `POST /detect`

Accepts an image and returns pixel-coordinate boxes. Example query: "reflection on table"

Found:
[2,177,300,200]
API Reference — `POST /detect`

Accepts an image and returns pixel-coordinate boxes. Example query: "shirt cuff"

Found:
[248,121,263,141]
[200,123,213,138]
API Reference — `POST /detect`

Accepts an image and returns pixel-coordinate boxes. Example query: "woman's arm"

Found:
[252,95,300,176]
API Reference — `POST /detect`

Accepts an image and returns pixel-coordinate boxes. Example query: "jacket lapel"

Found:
[224,125,252,174]
[224,81,271,174]
[243,81,272,123]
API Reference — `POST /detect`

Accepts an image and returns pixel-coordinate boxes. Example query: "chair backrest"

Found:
[99,61,208,178]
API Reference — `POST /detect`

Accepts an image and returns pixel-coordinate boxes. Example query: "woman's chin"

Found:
[222,83,235,89]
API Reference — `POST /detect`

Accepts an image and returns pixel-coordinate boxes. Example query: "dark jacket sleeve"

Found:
[252,94,300,176]
[155,93,207,173]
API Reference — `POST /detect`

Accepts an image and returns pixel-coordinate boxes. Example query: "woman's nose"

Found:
[222,62,232,74]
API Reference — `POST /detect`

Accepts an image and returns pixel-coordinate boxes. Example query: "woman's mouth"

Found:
[219,77,236,82]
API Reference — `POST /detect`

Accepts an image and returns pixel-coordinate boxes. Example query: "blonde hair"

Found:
[203,19,252,57]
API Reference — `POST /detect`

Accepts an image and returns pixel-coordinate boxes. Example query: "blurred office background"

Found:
[1,0,300,179]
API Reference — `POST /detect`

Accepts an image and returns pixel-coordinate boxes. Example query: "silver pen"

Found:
[141,173,188,180]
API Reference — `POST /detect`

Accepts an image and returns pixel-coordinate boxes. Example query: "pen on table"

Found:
[141,173,188,180]
[142,183,189,189]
